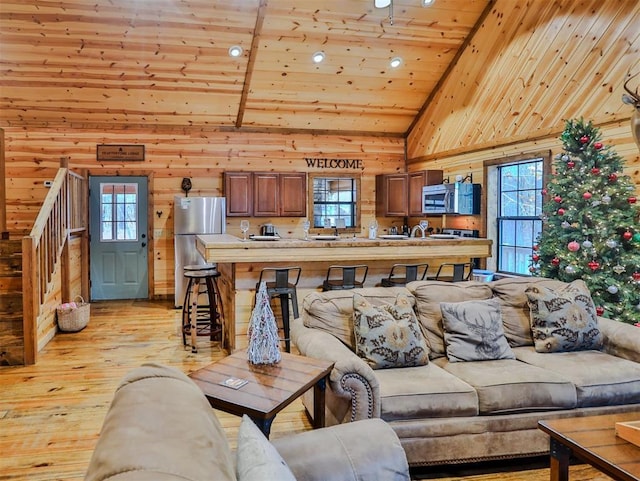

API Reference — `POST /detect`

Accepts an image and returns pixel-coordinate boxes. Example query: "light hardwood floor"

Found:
[0,300,611,481]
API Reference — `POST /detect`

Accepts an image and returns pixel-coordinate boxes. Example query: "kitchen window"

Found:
[485,151,551,276]
[309,174,360,230]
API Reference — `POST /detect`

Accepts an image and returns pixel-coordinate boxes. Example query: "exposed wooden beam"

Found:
[236,0,268,129]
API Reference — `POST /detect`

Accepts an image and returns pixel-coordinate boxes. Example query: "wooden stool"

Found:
[182,268,223,353]
[381,262,429,287]
[256,267,301,353]
[322,265,368,291]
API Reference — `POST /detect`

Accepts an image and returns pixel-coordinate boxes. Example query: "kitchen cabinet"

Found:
[224,171,306,217]
[376,170,443,217]
[408,170,443,216]
[224,171,252,217]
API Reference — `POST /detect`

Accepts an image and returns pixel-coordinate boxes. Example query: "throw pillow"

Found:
[525,280,603,353]
[440,298,516,362]
[353,293,429,369]
[236,415,296,481]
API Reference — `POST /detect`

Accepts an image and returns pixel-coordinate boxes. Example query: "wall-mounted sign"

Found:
[304,157,363,170]
[97,144,145,162]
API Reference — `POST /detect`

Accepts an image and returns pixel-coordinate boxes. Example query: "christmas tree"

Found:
[531,118,640,325]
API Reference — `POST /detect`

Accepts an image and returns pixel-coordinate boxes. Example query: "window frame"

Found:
[307,173,361,233]
[484,151,552,276]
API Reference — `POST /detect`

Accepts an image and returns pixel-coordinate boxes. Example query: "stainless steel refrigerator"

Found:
[174,196,226,307]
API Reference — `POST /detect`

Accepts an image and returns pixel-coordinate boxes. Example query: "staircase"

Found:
[0,239,24,366]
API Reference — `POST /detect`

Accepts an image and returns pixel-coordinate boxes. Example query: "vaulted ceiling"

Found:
[0,0,638,140]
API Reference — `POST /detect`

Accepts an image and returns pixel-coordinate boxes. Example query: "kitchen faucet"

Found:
[411,224,427,238]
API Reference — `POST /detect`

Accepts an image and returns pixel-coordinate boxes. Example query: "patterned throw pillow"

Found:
[525,280,603,353]
[440,298,515,362]
[353,293,429,369]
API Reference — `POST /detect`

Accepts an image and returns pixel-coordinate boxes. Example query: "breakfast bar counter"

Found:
[196,233,492,350]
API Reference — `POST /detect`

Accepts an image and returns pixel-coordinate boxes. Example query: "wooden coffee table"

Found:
[538,412,640,481]
[189,349,334,438]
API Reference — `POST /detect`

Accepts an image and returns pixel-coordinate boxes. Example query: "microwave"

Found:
[422,183,480,215]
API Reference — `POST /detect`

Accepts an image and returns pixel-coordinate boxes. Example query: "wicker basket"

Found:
[56,296,90,332]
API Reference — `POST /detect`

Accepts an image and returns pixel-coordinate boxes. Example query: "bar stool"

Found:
[322,265,368,291]
[428,262,473,282]
[182,268,223,353]
[256,267,301,352]
[381,262,429,287]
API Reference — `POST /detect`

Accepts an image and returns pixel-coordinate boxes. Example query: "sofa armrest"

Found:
[291,317,380,421]
[599,317,640,363]
[272,419,409,481]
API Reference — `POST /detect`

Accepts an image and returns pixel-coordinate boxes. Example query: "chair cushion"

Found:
[407,280,493,359]
[440,358,577,414]
[525,280,603,353]
[514,347,640,407]
[490,276,568,347]
[440,298,515,362]
[236,415,296,481]
[353,293,429,369]
[302,287,414,350]
[376,363,479,421]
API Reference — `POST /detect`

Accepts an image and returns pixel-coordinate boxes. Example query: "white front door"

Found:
[89,176,149,300]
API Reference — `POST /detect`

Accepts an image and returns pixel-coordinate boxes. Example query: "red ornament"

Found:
[594,142,603,150]
[557,208,565,215]
[532,254,540,262]
[591,167,600,175]
[567,241,580,252]
[533,244,539,251]
[582,192,592,200]
[608,173,618,183]
[567,161,575,168]
[580,135,589,144]
[551,257,560,266]
[554,195,563,203]
[628,197,637,204]
[633,272,640,281]
[529,266,536,273]
[596,306,605,316]
[541,188,548,196]
[588,260,600,271]
[623,231,633,241]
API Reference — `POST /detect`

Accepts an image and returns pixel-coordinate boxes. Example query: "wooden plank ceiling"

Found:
[0,0,637,139]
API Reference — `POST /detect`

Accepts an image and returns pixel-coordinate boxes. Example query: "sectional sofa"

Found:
[291,277,640,467]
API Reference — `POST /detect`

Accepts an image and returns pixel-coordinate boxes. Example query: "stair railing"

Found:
[22,165,87,364]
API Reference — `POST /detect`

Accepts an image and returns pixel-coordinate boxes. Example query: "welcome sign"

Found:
[304,157,363,169]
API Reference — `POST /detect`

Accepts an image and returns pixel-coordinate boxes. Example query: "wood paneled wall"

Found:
[3,128,405,298]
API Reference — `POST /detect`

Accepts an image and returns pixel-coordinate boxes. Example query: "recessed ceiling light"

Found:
[228,45,243,58]
[390,57,403,68]
[422,0,435,6]
[312,51,325,64]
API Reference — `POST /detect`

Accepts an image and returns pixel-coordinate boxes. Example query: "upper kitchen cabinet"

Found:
[376,170,443,217]
[376,174,408,217]
[224,171,307,217]
[224,171,253,217]
[279,172,307,217]
[408,170,443,216]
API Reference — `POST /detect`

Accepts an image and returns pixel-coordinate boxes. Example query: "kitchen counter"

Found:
[196,233,492,263]
[195,233,492,351]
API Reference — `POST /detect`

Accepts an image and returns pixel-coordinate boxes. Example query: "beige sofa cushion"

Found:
[514,347,640,407]
[302,287,413,350]
[407,281,493,359]
[438,358,577,415]
[375,364,479,421]
[236,415,296,481]
[490,277,568,347]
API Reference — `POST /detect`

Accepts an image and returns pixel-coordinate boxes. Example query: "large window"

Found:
[309,174,360,230]
[485,152,550,276]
